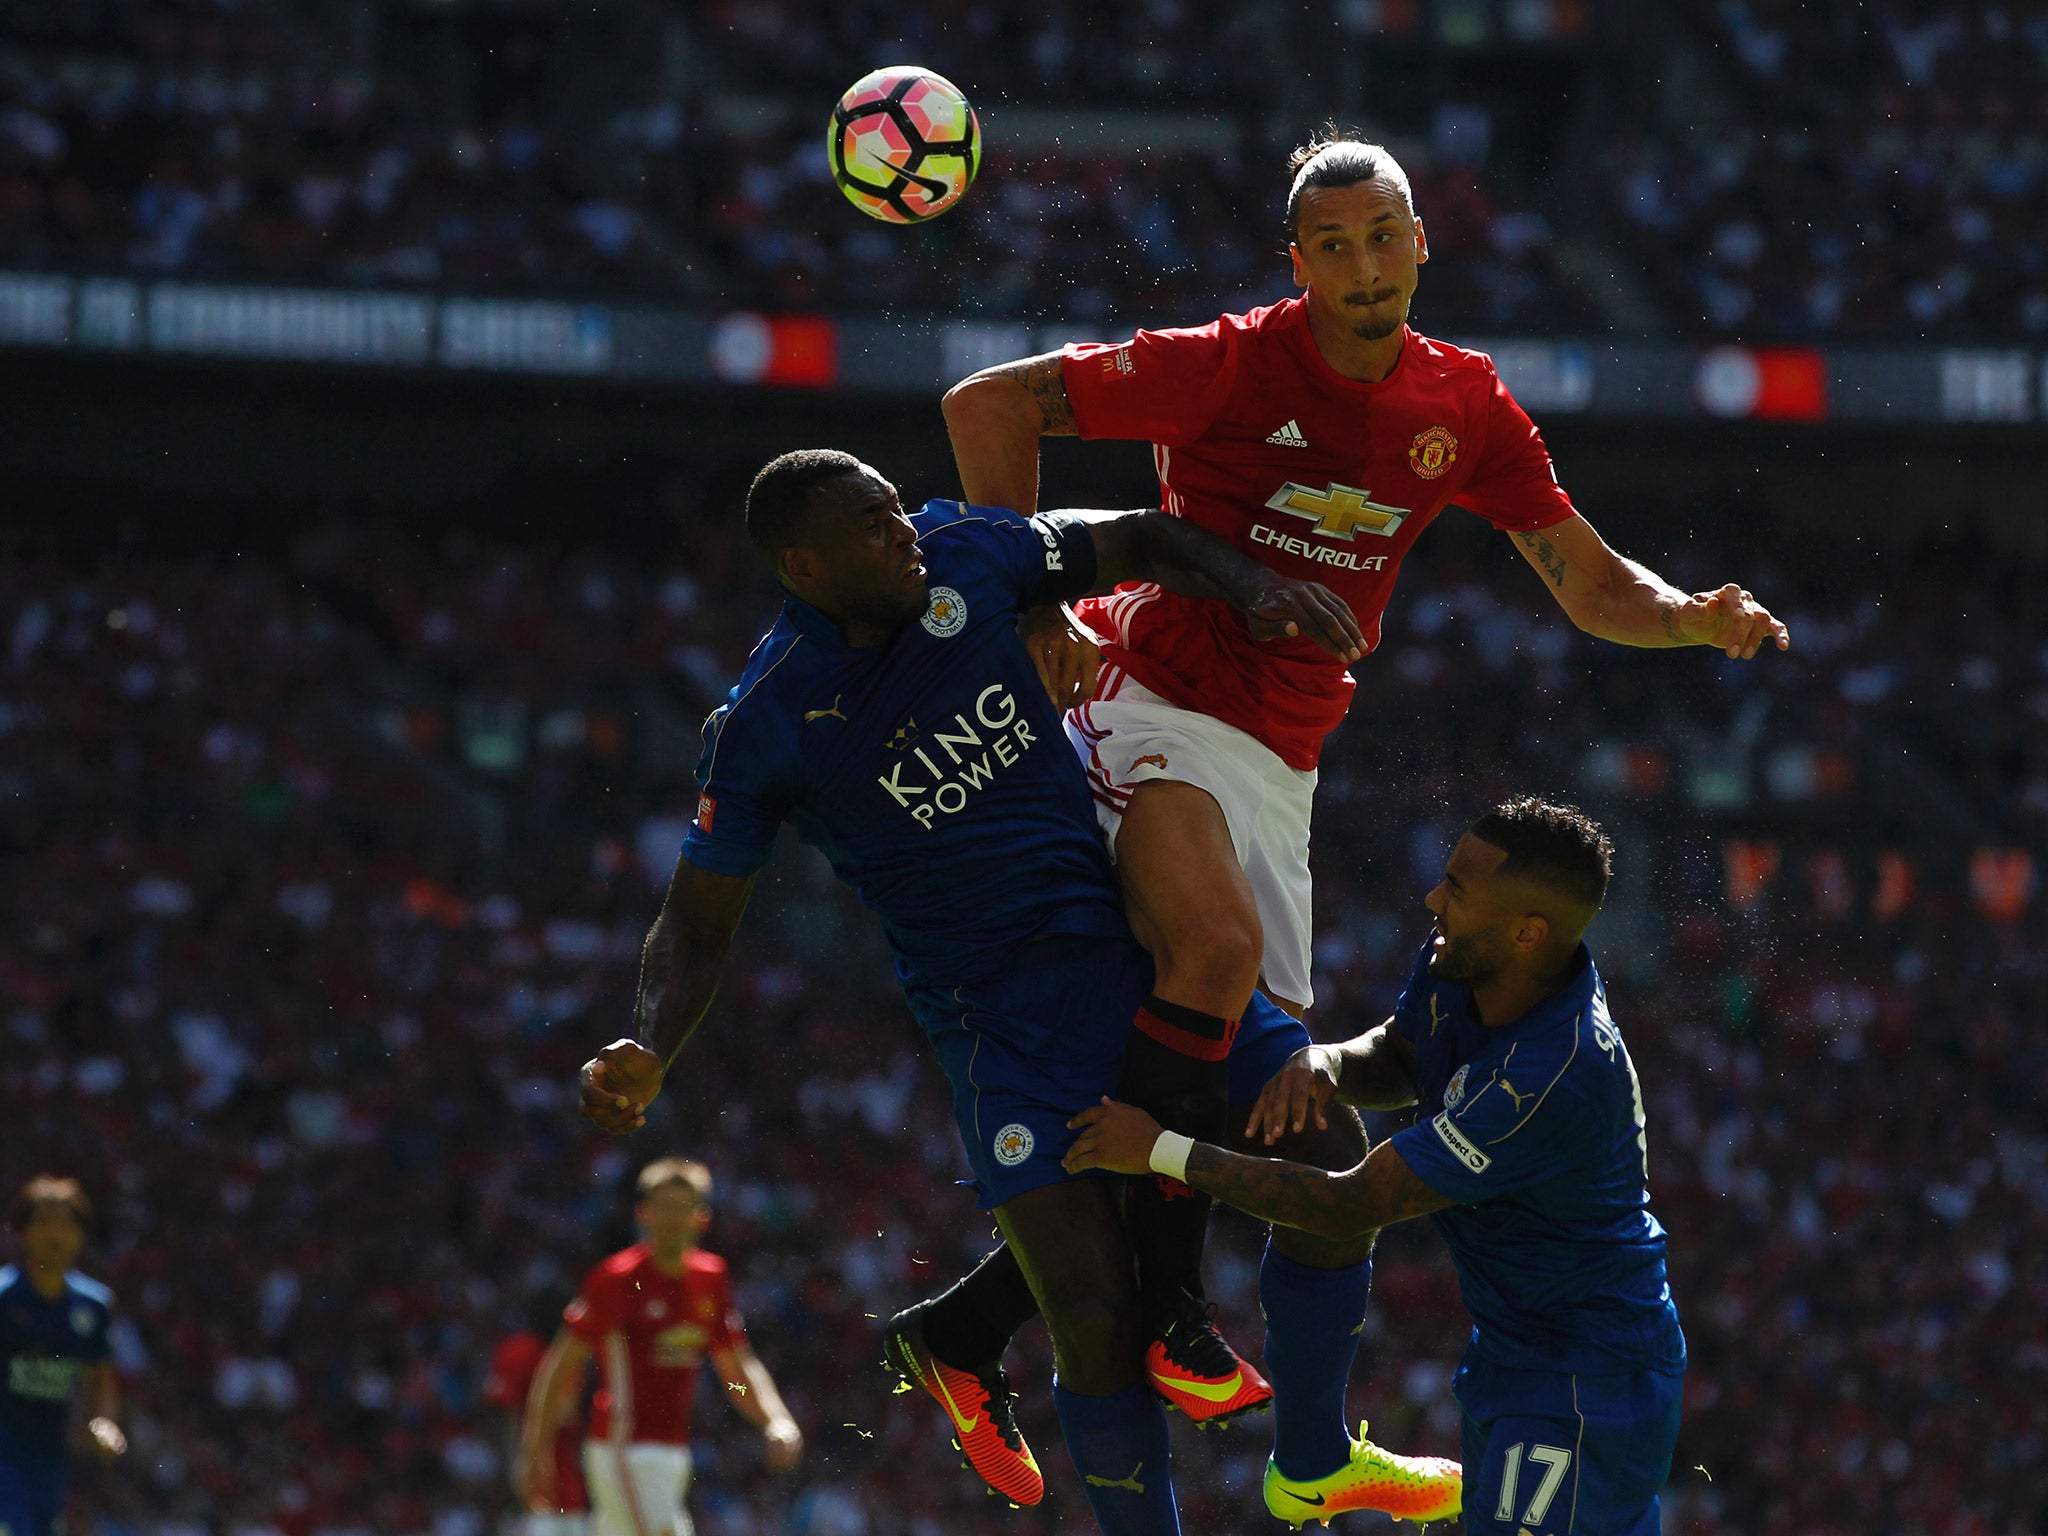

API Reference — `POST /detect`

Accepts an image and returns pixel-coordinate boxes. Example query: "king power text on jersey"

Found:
[875,684,1037,829]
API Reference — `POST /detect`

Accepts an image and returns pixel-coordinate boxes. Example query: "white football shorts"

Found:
[1067,668,1318,1008]
[582,1441,694,1536]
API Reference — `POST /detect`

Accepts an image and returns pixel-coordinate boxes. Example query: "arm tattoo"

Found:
[1183,1141,1448,1240]
[1659,603,1685,644]
[986,356,1077,436]
[1516,530,1567,589]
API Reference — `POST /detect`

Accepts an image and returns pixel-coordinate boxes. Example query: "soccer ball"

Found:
[827,66,981,224]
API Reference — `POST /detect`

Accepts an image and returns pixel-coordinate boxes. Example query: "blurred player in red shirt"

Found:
[518,1159,801,1536]
[931,131,1789,1520]
[487,1310,589,1535]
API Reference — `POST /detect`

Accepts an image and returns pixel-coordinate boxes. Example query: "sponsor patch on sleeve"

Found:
[1037,518,1065,571]
[695,793,716,832]
[1432,1110,1491,1173]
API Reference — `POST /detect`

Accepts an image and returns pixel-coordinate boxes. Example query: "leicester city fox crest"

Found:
[993,1123,1035,1166]
[1444,1063,1471,1111]
[921,586,968,637]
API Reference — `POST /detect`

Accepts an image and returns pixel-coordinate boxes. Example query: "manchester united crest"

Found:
[1409,425,1459,480]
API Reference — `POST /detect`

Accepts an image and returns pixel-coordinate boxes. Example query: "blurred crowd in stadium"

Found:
[3,0,2045,1533]
[6,478,2041,1536]
[5,0,2041,336]
[1609,0,2048,337]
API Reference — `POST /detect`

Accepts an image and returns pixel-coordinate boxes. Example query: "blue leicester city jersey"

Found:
[0,1265,113,1473]
[1389,942,1686,1376]
[682,504,1129,991]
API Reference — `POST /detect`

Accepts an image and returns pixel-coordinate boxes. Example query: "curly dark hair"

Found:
[743,448,865,559]
[1467,797,1614,912]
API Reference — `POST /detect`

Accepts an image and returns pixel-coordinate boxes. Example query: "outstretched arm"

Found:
[1511,514,1790,658]
[942,351,1076,516]
[1181,1137,1451,1241]
[1057,508,1365,662]
[1064,1098,1452,1241]
[579,854,756,1132]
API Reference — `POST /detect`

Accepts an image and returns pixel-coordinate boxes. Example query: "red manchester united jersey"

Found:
[564,1244,747,1445]
[1062,297,1576,769]
[484,1330,588,1511]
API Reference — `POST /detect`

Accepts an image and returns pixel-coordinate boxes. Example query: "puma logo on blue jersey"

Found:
[803,695,847,724]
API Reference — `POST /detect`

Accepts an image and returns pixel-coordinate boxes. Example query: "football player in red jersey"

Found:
[518,1159,801,1536]
[925,132,1788,1516]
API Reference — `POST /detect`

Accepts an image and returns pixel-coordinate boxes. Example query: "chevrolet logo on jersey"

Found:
[1265,482,1411,540]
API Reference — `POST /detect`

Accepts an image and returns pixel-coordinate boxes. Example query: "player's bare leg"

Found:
[1230,1103,1463,1524]
[995,1180,1144,1395]
[1105,778,1276,1419]
[996,1178,1182,1533]
[1114,779,1264,1015]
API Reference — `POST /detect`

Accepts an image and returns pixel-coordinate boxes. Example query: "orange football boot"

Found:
[1146,1289,1274,1424]
[882,1302,1044,1506]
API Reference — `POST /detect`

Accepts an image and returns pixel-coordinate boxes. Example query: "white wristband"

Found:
[1149,1130,1196,1183]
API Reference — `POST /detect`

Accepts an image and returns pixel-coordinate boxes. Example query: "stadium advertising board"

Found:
[1,272,2042,423]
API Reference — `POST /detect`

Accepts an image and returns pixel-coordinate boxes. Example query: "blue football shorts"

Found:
[1456,1352,1685,1536]
[913,936,1313,1209]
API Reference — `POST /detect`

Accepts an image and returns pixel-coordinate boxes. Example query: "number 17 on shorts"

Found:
[1458,1359,1682,1536]
[1464,1410,1674,1536]
[1487,1440,1575,1532]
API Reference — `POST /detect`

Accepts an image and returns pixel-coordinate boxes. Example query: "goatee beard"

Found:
[1431,936,1499,987]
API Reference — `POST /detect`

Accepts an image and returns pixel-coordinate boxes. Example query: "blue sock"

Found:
[1260,1240,1374,1481]
[1051,1378,1181,1536]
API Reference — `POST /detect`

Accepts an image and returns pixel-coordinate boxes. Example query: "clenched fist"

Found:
[580,1039,665,1133]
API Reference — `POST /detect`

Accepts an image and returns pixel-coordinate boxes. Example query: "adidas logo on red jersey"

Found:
[1266,420,1308,447]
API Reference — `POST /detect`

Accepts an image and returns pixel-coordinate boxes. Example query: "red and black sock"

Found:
[1120,995,1236,1324]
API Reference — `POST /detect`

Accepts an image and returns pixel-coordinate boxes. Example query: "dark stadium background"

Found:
[4,1,2044,1533]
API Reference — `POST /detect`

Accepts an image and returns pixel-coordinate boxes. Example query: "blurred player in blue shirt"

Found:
[1068,799,1685,1532]
[1,1177,126,1536]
